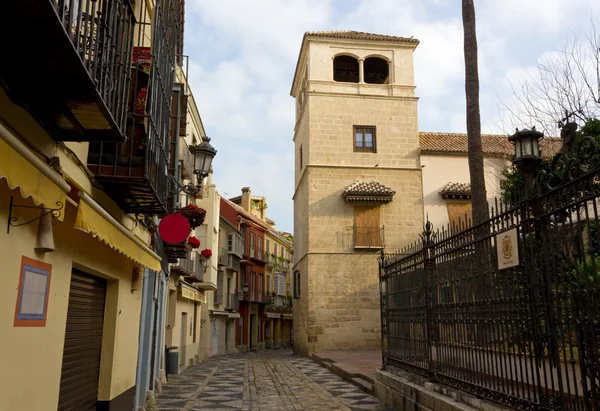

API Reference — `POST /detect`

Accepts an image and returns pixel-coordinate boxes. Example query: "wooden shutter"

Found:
[58,270,107,411]
[354,206,381,247]
[179,94,188,136]
[447,201,472,231]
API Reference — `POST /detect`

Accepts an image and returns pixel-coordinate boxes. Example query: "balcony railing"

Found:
[179,250,194,273]
[227,255,241,273]
[164,241,188,264]
[266,254,291,271]
[353,226,385,249]
[192,251,204,282]
[228,233,243,257]
[0,0,135,142]
[85,0,182,214]
[227,293,239,310]
[218,247,228,267]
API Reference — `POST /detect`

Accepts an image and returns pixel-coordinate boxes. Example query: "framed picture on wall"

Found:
[13,256,52,327]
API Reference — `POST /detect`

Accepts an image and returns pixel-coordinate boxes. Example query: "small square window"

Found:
[353,126,376,152]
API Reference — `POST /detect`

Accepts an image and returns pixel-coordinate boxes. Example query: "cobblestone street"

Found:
[155,350,390,410]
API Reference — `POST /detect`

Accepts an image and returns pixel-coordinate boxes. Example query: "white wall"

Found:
[421,154,509,230]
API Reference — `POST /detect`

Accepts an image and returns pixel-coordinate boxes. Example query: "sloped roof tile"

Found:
[342,181,395,203]
[439,182,471,199]
[305,30,419,44]
[419,131,562,158]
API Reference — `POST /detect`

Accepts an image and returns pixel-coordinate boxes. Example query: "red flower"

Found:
[177,204,207,229]
[200,248,212,259]
[187,236,201,249]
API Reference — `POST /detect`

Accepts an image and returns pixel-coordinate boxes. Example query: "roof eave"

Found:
[342,195,395,203]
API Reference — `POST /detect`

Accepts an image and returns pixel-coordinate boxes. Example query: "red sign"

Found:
[158,214,191,244]
[133,47,151,74]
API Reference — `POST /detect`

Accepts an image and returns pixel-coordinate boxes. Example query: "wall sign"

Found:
[496,228,520,270]
[14,256,52,327]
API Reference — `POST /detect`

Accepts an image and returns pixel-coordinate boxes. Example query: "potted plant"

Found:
[200,248,212,260]
[177,204,207,229]
[186,236,200,249]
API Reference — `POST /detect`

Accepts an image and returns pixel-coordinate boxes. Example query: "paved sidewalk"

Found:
[312,350,382,393]
[154,349,390,410]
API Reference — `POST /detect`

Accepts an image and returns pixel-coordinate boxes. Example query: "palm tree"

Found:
[462,0,489,225]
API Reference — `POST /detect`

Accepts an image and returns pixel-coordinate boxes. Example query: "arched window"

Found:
[333,55,359,83]
[364,57,389,84]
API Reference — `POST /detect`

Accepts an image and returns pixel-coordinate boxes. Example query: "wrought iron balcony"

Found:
[86,0,182,214]
[165,242,188,264]
[353,226,385,249]
[0,0,135,142]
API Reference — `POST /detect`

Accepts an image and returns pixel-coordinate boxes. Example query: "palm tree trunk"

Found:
[462,0,489,225]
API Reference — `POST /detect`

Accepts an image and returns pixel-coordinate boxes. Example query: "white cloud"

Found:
[184,0,600,232]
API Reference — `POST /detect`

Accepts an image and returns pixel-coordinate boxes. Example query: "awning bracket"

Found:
[7,196,64,234]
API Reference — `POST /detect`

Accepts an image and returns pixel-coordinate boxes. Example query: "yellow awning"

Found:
[74,199,162,271]
[0,136,68,221]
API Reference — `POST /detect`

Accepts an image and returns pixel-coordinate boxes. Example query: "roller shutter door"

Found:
[57,270,107,411]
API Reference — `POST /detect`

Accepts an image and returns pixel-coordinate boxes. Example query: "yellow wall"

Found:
[0,182,143,409]
[165,284,202,369]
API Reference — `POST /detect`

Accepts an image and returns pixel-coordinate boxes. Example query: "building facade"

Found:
[419,132,561,230]
[0,0,188,409]
[222,190,270,351]
[264,230,294,349]
[290,31,425,355]
[214,215,243,354]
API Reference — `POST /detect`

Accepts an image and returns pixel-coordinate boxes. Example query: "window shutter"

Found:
[277,274,286,295]
[447,201,472,231]
[274,274,280,296]
[354,207,381,247]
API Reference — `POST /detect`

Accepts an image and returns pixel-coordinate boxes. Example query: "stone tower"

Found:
[290,31,424,355]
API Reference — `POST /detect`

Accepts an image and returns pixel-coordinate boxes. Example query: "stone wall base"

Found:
[374,367,511,411]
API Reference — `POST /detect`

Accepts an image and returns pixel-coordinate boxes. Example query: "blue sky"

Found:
[183,0,599,233]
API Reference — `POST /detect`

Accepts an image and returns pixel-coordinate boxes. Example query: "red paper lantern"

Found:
[158,214,191,244]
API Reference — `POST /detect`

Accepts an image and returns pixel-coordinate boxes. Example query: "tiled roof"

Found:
[222,198,271,232]
[439,182,471,199]
[341,181,396,203]
[221,198,291,245]
[305,30,419,44]
[419,132,562,158]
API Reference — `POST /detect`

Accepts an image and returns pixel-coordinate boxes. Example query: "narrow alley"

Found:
[154,350,390,411]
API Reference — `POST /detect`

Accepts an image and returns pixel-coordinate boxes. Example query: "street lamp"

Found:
[509,127,543,197]
[190,137,218,180]
[202,257,210,273]
[170,136,217,197]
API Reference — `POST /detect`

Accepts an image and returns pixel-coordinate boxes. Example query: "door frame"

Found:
[180,312,187,366]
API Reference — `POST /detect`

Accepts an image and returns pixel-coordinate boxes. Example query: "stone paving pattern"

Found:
[155,349,390,410]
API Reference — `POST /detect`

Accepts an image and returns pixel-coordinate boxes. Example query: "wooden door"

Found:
[354,206,382,247]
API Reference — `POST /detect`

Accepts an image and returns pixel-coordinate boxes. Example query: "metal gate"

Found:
[57,270,107,411]
[380,135,600,410]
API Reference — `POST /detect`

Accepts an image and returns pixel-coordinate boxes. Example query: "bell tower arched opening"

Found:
[364,57,389,84]
[333,55,359,83]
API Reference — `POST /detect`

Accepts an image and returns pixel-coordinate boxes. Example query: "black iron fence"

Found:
[380,136,600,410]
